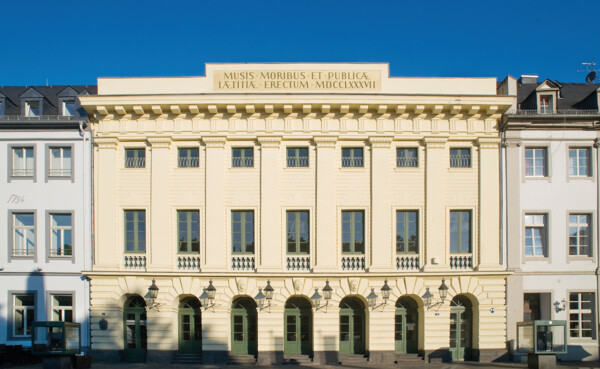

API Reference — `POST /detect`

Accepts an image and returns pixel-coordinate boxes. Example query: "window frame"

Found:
[286,147,309,168]
[24,100,41,117]
[449,148,471,168]
[48,212,74,259]
[341,210,365,254]
[47,145,73,179]
[48,292,74,322]
[286,210,310,255]
[60,99,77,117]
[524,147,548,178]
[124,148,146,169]
[396,210,419,254]
[396,148,419,168]
[231,210,255,254]
[9,292,36,339]
[341,147,364,168]
[10,145,35,179]
[568,291,596,340]
[568,147,592,178]
[539,95,553,114]
[568,213,592,257]
[231,147,254,168]
[124,210,146,253]
[177,147,200,168]
[177,210,200,254]
[449,210,472,254]
[524,213,548,258]
[10,211,36,259]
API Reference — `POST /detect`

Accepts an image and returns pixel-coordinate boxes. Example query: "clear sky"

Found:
[1,0,597,86]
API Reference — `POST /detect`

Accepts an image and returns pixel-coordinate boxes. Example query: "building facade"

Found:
[501,75,600,361]
[80,64,513,364]
[0,85,94,349]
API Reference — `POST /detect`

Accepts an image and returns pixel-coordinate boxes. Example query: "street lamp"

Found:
[422,287,434,309]
[367,288,378,309]
[146,279,160,309]
[310,288,322,308]
[200,280,216,310]
[438,279,449,302]
[322,280,333,301]
[381,280,391,302]
[423,279,450,310]
[255,288,266,309]
[311,280,333,311]
[264,280,274,302]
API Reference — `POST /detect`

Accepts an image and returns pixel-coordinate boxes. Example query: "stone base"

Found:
[202,351,228,365]
[425,348,450,363]
[146,349,174,364]
[88,349,121,363]
[43,357,72,369]
[528,353,556,369]
[476,348,510,362]
[312,350,338,365]
[257,350,284,365]
[367,351,395,364]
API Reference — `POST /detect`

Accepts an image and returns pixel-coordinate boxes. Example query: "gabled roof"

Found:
[517,80,598,110]
[0,85,97,116]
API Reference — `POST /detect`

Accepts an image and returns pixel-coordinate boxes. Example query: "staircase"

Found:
[283,355,313,365]
[228,355,257,365]
[395,353,424,364]
[338,354,369,365]
[172,353,203,364]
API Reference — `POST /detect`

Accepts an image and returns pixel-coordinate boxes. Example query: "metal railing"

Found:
[12,168,34,177]
[341,256,365,271]
[450,155,471,168]
[0,115,77,121]
[341,158,364,168]
[124,157,145,168]
[232,157,254,168]
[178,256,200,270]
[287,255,311,271]
[231,255,255,270]
[396,255,420,271]
[48,168,72,177]
[12,248,35,257]
[514,109,600,116]
[287,157,309,167]
[124,255,146,269]
[49,248,72,257]
[178,157,199,168]
[396,157,418,168]
[450,254,473,270]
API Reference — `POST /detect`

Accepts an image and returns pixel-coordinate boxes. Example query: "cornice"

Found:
[477,137,501,149]
[147,136,172,148]
[94,137,118,149]
[313,136,338,147]
[369,136,393,148]
[422,136,448,148]
[257,136,282,147]
[202,136,227,148]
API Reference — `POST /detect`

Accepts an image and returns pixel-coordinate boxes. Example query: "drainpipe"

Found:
[595,137,600,350]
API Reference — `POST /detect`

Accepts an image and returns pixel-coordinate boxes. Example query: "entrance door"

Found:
[395,296,419,354]
[450,295,472,361]
[339,297,365,355]
[284,297,312,356]
[178,297,202,354]
[123,296,147,362]
[231,297,257,356]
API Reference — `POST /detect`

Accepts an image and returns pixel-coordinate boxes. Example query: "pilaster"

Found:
[203,137,227,271]
[94,137,118,270]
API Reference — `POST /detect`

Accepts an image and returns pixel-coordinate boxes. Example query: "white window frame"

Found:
[524,214,547,257]
[25,100,40,117]
[12,146,35,177]
[49,213,73,257]
[569,214,591,257]
[13,212,36,257]
[539,95,553,114]
[568,292,595,340]
[0,99,5,116]
[568,147,591,177]
[525,148,547,177]
[61,99,77,117]
[12,293,35,337]
[48,146,72,177]
[50,294,74,322]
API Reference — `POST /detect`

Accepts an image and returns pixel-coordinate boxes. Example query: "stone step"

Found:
[172,353,203,364]
[338,354,369,365]
[395,353,424,363]
[283,355,313,365]
[228,355,257,365]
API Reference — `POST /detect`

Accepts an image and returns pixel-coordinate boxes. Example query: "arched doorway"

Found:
[123,295,147,362]
[450,295,473,361]
[231,297,257,356]
[395,296,419,354]
[339,297,366,355]
[284,297,313,356]
[179,296,202,354]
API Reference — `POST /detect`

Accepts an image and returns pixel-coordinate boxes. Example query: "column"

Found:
[369,137,395,271]
[422,137,449,271]
[94,137,118,270]
[203,137,227,271]
[313,136,338,271]
[476,137,503,271]
[147,136,172,271]
[257,136,282,271]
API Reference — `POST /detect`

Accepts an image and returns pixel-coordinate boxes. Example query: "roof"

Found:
[517,80,598,110]
[0,85,97,117]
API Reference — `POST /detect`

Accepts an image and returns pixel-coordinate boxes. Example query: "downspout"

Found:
[595,137,600,352]
[80,119,92,352]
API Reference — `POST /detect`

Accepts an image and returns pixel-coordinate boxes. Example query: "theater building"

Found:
[79,63,513,364]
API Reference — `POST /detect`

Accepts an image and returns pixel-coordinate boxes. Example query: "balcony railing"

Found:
[124,158,145,168]
[231,255,255,271]
[396,255,420,271]
[124,254,146,269]
[178,157,199,168]
[232,157,254,168]
[396,157,418,168]
[286,255,310,271]
[514,109,600,116]
[49,248,72,257]
[450,155,471,168]
[341,158,364,168]
[178,255,200,270]
[341,255,365,271]
[287,157,309,167]
[0,115,77,121]
[450,254,473,270]
[48,168,72,177]
[12,248,35,257]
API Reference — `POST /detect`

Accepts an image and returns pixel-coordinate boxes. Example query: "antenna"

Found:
[579,62,599,84]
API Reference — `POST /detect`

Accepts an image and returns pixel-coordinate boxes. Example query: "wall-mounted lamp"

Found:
[423,279,449,310]
[146,279,160,310]
[255,280,275,311]
[311,280,333,311]
[200,280,216,310]
[367,280,392,310]
[554,299,566,313]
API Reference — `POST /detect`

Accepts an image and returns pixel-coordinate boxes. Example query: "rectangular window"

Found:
[539,95,553,114]
[13,293,35,337]
[523,293,541,322]
[287,147,309,167]
[12,147,35,177]
[569,292,595,339]
[569,214,591,257]
[232,211,254,254]
[342,210,364,254]
[525,214,547,257]
[50,214,72,256]
[450,148,471,168]
[49,147,72,177]
[287,211,309,254]
[397,148,418,168]
[525,148,547,177]
[232,148,254,168]
[341,148,364,168]
[178,210,199,253]
[396,211,418,253]
[569,148,591,177]
[124,148,145,168]
[25,101,40,117]
[0,100,5,116]
[124,210,146,253]
[61,100,76,117]
[450,210,471,253]
[51,294,73,322]
[13,213,35,256]
[178,148,199,168]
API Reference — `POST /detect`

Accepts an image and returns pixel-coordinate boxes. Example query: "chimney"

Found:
[519,75,539,84]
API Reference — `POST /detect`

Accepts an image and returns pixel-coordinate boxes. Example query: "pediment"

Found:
[20,87,43,98]
[536,79,559,91]
[58,86,78,97]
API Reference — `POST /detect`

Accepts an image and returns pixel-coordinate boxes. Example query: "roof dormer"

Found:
[58,86,79,117]
[20,87,44,117]
[0,91,5,116]
[535,79,560,114]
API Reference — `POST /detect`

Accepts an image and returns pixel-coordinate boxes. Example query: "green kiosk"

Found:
[517,320,567,369]
[31,322,89,369]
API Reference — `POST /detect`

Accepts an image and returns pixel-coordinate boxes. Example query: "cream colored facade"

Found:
[80,64,513,364]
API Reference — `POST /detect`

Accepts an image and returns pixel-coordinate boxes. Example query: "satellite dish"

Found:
[586,71,597,83]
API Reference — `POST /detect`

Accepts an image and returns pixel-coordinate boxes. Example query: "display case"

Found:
[517,320,567,355]
[31,322,81,356]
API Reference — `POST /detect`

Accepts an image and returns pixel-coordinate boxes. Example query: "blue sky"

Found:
[0,0,597,86]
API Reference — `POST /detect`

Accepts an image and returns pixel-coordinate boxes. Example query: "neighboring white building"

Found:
[500,76,600,361]
[0,86,95,350]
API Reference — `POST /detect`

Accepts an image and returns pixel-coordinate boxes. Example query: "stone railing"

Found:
[124,254,146,269]
[450,254,473,270]
[286,255,310,271]
[231,255,255,271]
[341,256,365,271]
[177,256,200,270]
[396,255,420,271]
